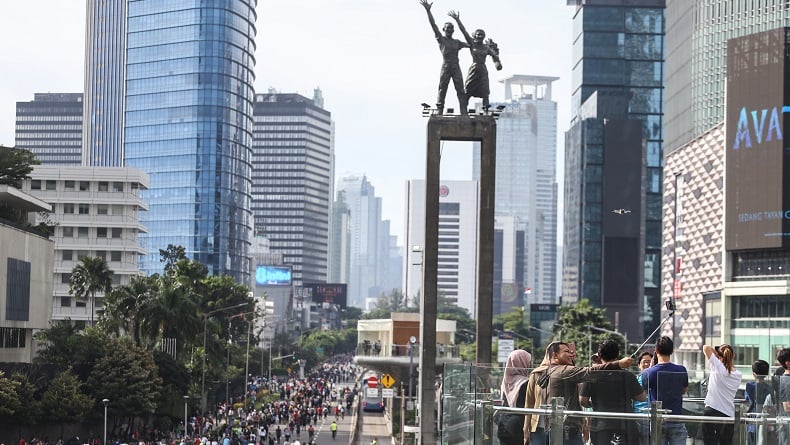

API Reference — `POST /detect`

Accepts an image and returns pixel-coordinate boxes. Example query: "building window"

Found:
[0,328,26,349]
[79,181,89,191]
[77,227,89,238]
[61,296,71,307]
[111,251,122,262]
[96,251,107,260]
[97,205,109,215]
[62,227,74,237]
[111,228,122,238]
[62,250,73,261]
[63,203,75,214]
[111,205,124,216]
[30,180,42,190]
[64,180,75,191]
[77,250,89,260]
[111,274,121,286]
[113,182,124,192]
[98,182,109,192]
[97,227,108,238]
[45,180,56,190]
[78,204,90,215]
[61,273,71,284]
[6,258,31,321]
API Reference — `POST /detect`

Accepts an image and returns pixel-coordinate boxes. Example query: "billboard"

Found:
[305,283,347,308]
[725,28,790,250]
[255,265,292,286]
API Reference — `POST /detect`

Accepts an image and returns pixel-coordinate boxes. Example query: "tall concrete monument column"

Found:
[421,115,496,444]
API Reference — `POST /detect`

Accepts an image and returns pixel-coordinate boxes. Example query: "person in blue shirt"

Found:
[641,336,689,445]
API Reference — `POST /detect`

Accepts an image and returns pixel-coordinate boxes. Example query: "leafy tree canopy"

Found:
[554,299,618,365]
[0,146,39,188]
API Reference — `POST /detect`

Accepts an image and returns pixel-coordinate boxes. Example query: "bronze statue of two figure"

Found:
[419,0,503,115]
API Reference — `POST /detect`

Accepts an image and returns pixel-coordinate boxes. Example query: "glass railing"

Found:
[441,363,786,445]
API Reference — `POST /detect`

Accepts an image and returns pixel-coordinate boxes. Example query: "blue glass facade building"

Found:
[125,0,257,281]
[563,0,665,339]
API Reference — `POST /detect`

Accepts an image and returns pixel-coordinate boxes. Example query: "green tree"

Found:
[33,321,108,367]
[554,299,616,365]
[86,338,163,438]
[41,369,93,441]
[99,275,155,346]
[438,295,475,334]
[0,371,21,417]
[136,274,200,355]
[69,256,114,326]
[0,146,39,188]
[159,244,187,273]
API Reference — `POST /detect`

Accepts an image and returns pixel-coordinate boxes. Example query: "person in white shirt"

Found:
[702,344,742,445]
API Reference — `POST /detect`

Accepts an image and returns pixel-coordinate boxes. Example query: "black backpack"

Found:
[496,382,528,444]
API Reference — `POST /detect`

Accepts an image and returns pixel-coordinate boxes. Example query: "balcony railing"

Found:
[355,342,461,359]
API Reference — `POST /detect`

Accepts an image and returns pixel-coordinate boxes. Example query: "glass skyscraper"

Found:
[563,0,665,340]
[124,0,257,282]
[83,0,127,167]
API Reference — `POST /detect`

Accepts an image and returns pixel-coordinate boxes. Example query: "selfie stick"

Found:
[630,301,676,358]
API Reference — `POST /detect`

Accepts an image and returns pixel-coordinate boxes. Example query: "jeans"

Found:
[529,426,584,445]
[529,427,548,445]
[662,422,688,445]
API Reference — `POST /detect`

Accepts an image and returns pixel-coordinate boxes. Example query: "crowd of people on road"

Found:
[184,356,361,445]
[498,337,790,445]
[23,355,362,445]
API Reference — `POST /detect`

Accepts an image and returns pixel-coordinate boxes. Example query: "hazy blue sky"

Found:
[0,1,575,241]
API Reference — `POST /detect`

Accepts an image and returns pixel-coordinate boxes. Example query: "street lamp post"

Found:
[183,395,189,438]
[202,302,247,413]
[586,325,629,355]
[102,398,109,445]
[407,336,417,409]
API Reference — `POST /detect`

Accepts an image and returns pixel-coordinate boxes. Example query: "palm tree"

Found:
[69,256,113,326]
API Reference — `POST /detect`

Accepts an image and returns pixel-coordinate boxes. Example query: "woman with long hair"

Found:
[702,344,742,444]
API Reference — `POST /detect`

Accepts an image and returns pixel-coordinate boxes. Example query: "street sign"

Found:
[381,373,395,388]
[382,388,394,398]
[367,376,379,388]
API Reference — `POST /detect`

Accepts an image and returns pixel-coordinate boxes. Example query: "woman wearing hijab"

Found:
[497,349,533,444]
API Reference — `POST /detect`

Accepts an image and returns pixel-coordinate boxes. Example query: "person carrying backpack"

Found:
[496,349,532,445]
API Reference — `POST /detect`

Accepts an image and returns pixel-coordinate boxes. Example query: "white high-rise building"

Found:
[473,75,558,306]
[403,180,480,314]
[337,175,401,309]
[23,166,149,325]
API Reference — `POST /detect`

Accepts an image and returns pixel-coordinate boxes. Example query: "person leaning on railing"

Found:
[701,344,742,445]
[523,341,634,445]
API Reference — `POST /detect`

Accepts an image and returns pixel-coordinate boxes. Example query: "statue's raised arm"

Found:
[420,0,441,39]
[448,11,473,45]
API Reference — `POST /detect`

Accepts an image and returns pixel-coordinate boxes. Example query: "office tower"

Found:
[251,91,333,286]
[24,166,149,326]
[329,191,352,284]
[83,0,126,166]
[338,175,399,309]
[563,0,665,339]
[664,0,790,153]
[15,93,83,165]
[403,180,480,315]
[474,75,558,305]
[124,1,257,281]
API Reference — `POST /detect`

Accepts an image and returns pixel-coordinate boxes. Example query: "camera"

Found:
[665,299,676,311]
